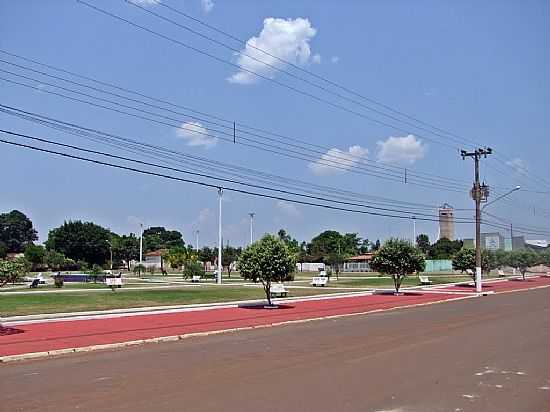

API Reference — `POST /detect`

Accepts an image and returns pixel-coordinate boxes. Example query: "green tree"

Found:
[45,220,111,266]
[183,260,205,280]
[0,242,7,259]
[452,248,491,283]
[309,230,359,262]
[370,239,425,294]
[372,239,381,251]
[222,245,241,278]
[24,244,46,270]
[508,249,539,280]
[165,246,188,270]
[429,238,463,259]
[494,249,510,269]
[0,257,30,287]
[143,226,184,252]
[359,238,371,254]
[416,234,431,256]
[112,234,140,270]
[45,250,66,271]
[0,210,38,253]
[238,234,295,306]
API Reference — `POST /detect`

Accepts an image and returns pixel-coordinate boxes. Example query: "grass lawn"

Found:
[325,275,472,288]
[0,285,347,317]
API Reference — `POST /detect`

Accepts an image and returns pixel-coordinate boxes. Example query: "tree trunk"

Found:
[521,270,526,280]
[262,280,272,306]
[393,274,403,294]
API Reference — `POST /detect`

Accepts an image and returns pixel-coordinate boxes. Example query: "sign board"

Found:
[105,277,123,286]
[485,235,500,251]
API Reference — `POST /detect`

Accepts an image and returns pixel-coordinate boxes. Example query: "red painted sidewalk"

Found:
[2,276,549,358]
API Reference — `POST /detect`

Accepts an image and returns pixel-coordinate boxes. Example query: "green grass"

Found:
[0,285,345,317]
[325,276,472,288]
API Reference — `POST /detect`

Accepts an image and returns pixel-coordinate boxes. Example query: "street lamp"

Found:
[106,240,113,271]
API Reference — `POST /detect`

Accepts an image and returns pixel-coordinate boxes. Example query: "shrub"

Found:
[183,261,205,279]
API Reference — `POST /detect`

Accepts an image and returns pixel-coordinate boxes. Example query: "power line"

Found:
[0,132,476,223]
[0,72,471,193]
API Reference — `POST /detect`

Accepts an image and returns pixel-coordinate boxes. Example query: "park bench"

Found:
[191,275,201,283]
[498,269,505,277]
[311,276,328,287]
[270,283,288,298]
[29,278,40,288]
[418,275,432,285]
[466,269,474,276]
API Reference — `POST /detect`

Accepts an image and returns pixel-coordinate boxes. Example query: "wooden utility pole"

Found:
[461,148,492,293]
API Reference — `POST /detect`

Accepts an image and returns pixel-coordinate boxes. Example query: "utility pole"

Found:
[217,188,223,285]
[510,223,513,251]
[461,148,492,293]
[248,212,255,245]
[195,230,200,252]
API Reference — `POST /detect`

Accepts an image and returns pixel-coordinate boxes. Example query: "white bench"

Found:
[311,276,328,287]
[105,277,123,287]
[466,269,474,276]
[270,283,288,297]
[419,275,432,285]
[497,269,505,277]
[191,275,201,283]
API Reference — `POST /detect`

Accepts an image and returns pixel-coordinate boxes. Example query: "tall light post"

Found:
[412,215,417,244]
[248,212,255,245]
[106,240,113,271]
[482,185,521,255]
[217,188,223,285]
[195,229,200,252]
[139,223,143,266]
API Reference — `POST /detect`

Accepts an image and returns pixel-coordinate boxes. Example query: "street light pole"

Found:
[217,188,223,285]
[248,212,255,245]
[195,230,200,252]
[412,216,417,244]
[139,223,143,265]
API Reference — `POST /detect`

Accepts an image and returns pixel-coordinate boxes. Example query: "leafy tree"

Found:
[112,234,140,270]
[370,239,425,294]
[0,242,7,259]
[0,210,38,253]
[309,230,360,262]
[452,248,491,283]
[371,239,381,251]
[45,220,111,266]
[296,241,314,271]
[183,260,205,280]
[508,249,539,280]
[238,234,296,306]
[45,250,66,271]
[277,229,301,255]
[198,246,216,266]
[143,226,184,252]
[494,249,510,269]
[416,234,431,256]
[359,238,371,254]
[0,257,30,287]
[133,263,146,277]
[222,245,241,277]
[165,246,188,270]
[429,238,463,260]
[24,244,46,269]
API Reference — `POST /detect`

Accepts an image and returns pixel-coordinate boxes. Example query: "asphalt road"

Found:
[3,288,550,412]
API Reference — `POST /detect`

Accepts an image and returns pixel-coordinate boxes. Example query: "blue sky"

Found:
[1,0,549,247]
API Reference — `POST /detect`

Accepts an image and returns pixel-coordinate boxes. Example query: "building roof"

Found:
[346,253,375,262]
[144,249,168,257]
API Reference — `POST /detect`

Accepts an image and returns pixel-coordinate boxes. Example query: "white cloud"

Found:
[275,200,301,217]
[132,0,161,6]
[176,121,217,148]
[330,56,340,64]
[376,135,426,165]
[228,17,318,85]
[308,145,369,176]
[312,53,322,64]
[506,158,527,174]
[201,0,214,13]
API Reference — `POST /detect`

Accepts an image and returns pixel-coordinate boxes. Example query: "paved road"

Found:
[3,288,550,412]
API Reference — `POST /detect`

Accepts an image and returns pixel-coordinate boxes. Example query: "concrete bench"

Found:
[191,275,201,283]
[497,269,505,277]
[270,283,288,298]
[419,276,432,285]
[311,276,328,287]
